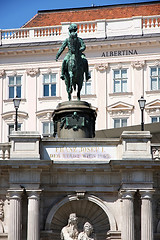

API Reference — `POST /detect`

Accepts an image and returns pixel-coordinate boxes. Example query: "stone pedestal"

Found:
[10,131,41,160]
[121,131,152,160]
[53,101,97,138]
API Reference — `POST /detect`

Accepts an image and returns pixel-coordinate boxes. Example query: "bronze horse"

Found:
[65,52,84,100]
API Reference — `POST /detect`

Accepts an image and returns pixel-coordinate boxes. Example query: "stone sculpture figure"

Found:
[61,213,79,240]
[56,23,91,101]
[78,222,96,240]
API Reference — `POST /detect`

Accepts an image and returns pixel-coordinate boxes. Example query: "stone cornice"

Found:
[0,35,160,56]
[2,111,28,120]
[110,160,160,170]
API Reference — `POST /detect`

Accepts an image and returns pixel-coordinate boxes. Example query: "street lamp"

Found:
[138,96,146,131]
[13,96,21,131]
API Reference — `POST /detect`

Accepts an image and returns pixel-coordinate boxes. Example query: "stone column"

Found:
[8,190,22,240]
[140,190,154,240]
[121,190,135,240]
[27,190,41,240]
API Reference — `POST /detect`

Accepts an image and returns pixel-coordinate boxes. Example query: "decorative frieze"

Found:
[0,70,5,77]
[153,60,160,67]
[47,68,52,74]
[146,108,160,115]
[108,110,132,116]
[36,110,53,121]
[107,101,134,117]
[116,63,123,69]
[2,111,28,128]
[151,146,160,160]
[76,192,86,199]
[10,71,17,76]
[131,60,145,69]
[95,63,108,71]
[145,100,160,115]
[26,68,40,76]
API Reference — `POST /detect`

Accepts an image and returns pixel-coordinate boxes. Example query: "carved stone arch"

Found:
[45,194,117,240]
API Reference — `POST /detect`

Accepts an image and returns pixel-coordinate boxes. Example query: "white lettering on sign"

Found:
[43,146,117,161]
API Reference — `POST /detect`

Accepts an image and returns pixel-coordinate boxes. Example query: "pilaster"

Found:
[27,190,41,240]
[121,190,136,240]
[140,190,154,240]
[8,190,23,240]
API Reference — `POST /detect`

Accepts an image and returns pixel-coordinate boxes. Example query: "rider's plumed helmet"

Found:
[68,23,78,32]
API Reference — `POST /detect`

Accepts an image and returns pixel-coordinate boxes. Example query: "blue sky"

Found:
[0,0,157,29]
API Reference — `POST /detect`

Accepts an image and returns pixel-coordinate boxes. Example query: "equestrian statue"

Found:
[56,23,91,101]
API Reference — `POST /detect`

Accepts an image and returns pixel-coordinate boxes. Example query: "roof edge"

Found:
[37,0,160,14]
[21,13,38,28]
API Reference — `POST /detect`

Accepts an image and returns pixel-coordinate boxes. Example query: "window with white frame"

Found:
[43,74,57,97]
[81,72,92,95]
[113,69,127,93]
[8,76,22,98]
[8,123,21,135]
[151,116,160,123]
[113,118,127,128]
[150,67,160,91]
[42,121,54,136]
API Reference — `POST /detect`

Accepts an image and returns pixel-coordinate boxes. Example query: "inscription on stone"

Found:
[43,145,117,161]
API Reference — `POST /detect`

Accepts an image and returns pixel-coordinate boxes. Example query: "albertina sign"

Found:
[101,49,138,57]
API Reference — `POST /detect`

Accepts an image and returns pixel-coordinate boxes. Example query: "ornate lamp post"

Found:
[138,96,146,131]
[13,96,21,131]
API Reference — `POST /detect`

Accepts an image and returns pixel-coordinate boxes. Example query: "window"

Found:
[8,123,21,135]
[151,116,160,123]
[113,118,127,128]
[81,72,92,95]
[113,69,127,93]
[9,76,22,98]
[43,74,57,97]
[150,67,160,90]
[42,121,54,136]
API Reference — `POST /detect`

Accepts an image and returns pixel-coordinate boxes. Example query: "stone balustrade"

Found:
[1,15,160,45]
[0,143,11,160]
[143,15,160,34]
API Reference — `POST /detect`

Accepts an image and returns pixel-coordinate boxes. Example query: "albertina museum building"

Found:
[0,1,160,240]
